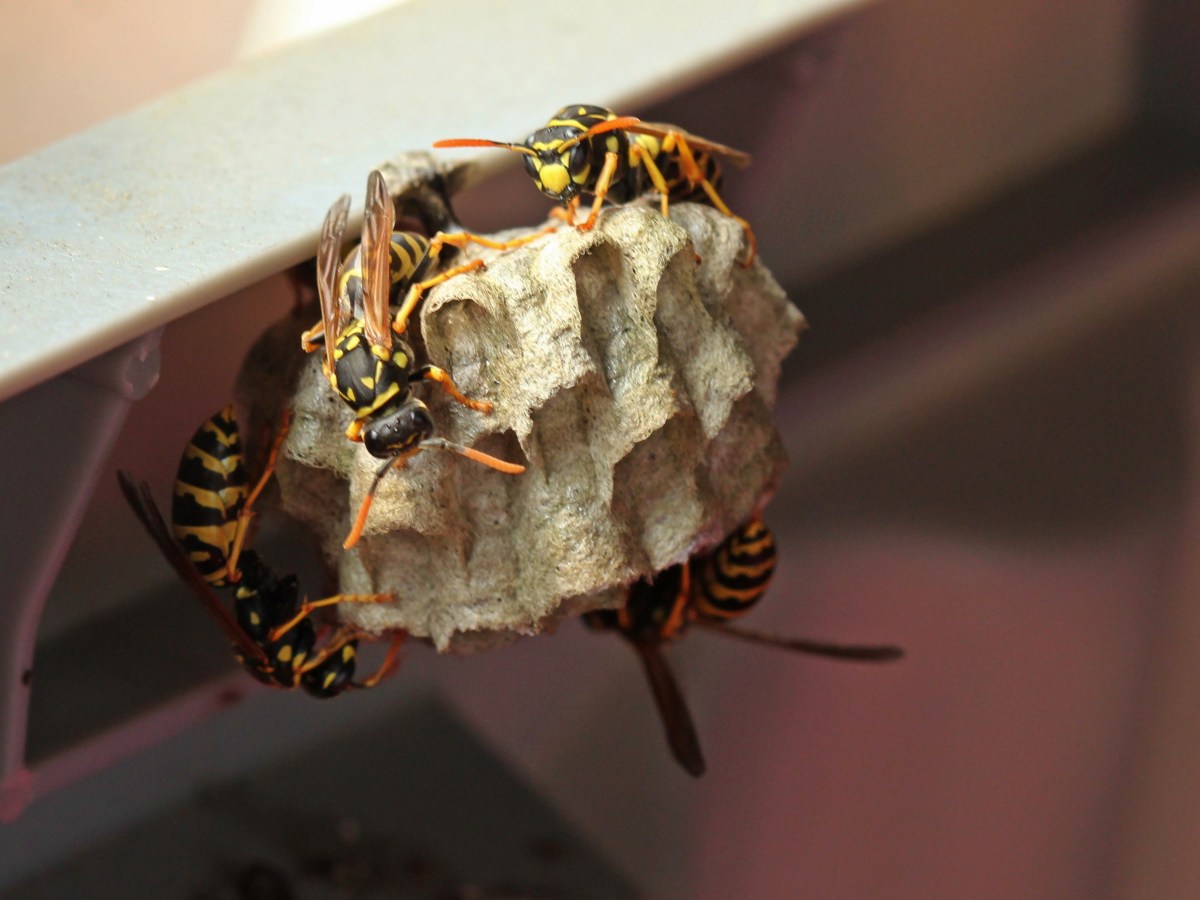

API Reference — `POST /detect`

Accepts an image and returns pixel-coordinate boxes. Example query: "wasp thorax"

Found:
[363,401,434,458]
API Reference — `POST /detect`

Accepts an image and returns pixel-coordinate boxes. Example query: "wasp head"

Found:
[363,400,434,460]
[524,125,595,205]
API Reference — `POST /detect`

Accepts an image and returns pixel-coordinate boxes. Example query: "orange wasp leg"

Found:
[392,226,557,334]
[414,364,493,413]
[660,132,757,266]
[226,409,292,582]
[549,195,582,225]
[578,151,620,232]
[357,632,406,688]
[294,628,358,678]
[299,321,325,354]
[268,592,395,643]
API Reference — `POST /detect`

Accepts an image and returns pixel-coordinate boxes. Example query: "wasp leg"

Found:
[630,142,674,219]
[267,592,394,643]
[549,195,581,225]
[393,225,557,334]
[697,180,756,267]
[355,632,405,688]
[662,133,756,266]
[412,364,493,413]
[226,409,292,582]
[391,259,486,335]
[300,320,325,353]
[431,227,557,256]
[296,627,358,675]
[578,150,620,232]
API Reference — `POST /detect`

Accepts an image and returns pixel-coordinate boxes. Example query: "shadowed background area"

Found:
[3,0,1200,898]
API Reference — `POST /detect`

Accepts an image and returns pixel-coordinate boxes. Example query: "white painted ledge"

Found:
[0,0,867,404]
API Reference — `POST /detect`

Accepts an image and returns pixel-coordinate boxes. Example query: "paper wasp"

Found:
[302,170,552,343]
[119,406,402,698]
[585,519,903,776]
[435,103,758,264]
[311,170,527,548]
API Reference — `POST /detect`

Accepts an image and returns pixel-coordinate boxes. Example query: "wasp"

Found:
[313,170,527,548]
[119,406,402,698]
[585,519,903,776]
[302,170,552,343]
[435,104,758,264]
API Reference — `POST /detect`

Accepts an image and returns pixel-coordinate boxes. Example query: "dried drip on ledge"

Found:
[266,187,804,652]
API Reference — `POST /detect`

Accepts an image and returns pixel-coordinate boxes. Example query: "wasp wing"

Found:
[317,193,352,372]
[118,471,271,670]
[633,641,706,777]
[624,121,751,167]
[360,169,395,351]
[699,620,903,661]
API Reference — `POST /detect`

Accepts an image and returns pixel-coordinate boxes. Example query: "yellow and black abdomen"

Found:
[338,231,434,314]
[632,134,722,203]
[692,519,777,622]
[171,406,247,585]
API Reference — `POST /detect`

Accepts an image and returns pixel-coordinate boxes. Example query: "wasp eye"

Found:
[568,143,589,175]
[522,154,538,178]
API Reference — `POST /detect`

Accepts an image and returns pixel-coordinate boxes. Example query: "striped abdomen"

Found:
[338,231,433,313]
[631,133,723,203]
[692,519,777,621]
[171,406,247,585]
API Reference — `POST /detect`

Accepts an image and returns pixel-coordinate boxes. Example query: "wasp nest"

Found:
[255,162,803,652]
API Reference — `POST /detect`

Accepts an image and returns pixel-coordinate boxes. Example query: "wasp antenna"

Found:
[582,115,642,139]
[433,138,537,157]
[344,456,397,550]
[421,437,526,474]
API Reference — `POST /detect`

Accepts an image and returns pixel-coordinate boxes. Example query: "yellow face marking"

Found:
[276,645,293,663]
[540,164,569,195]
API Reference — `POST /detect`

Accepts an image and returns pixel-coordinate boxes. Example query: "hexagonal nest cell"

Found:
[237,154,805,652]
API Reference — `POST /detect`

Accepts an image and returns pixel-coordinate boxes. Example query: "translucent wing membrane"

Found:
[360,170,396,350]
[118,471,271,669]
[317,193,351,372]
